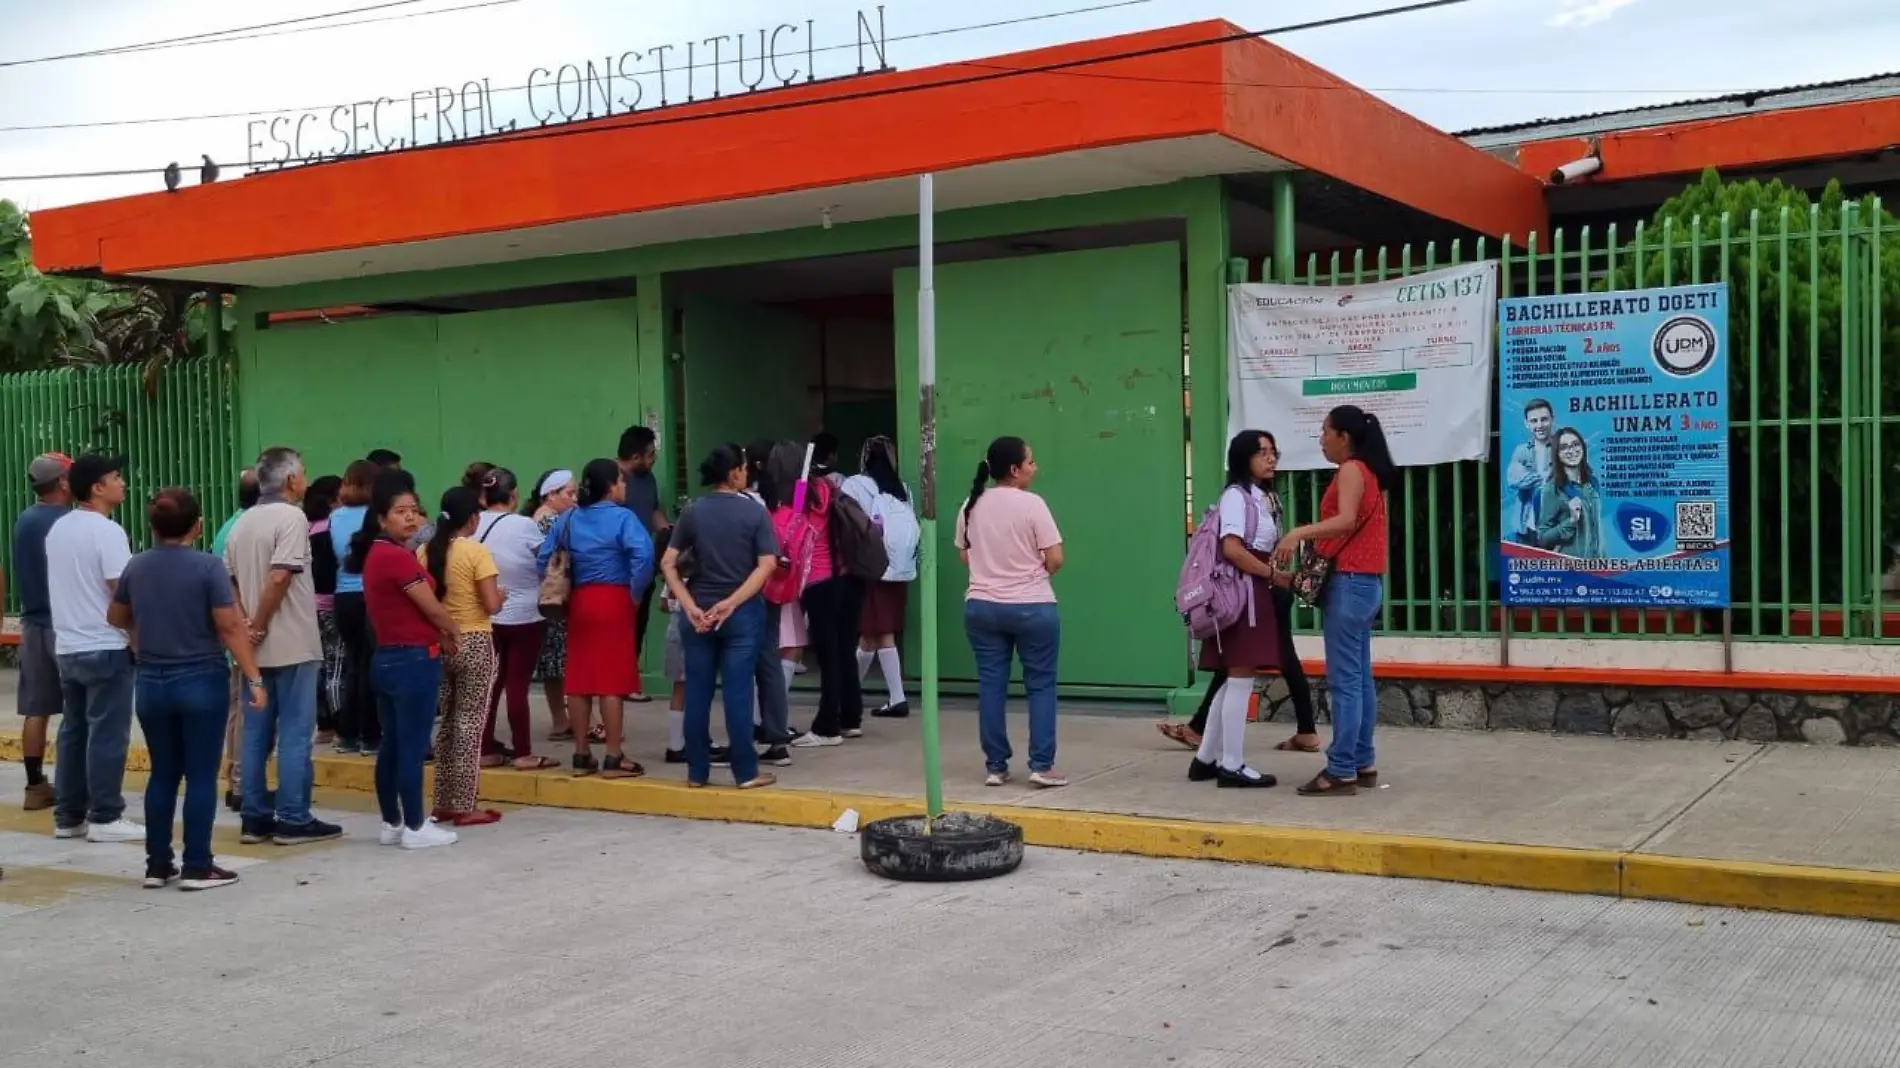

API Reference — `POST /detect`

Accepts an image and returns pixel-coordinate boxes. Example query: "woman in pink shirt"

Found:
[956,436,1066,789]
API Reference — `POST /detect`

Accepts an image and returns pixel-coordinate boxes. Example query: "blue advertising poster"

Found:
[1496,283,1730,607]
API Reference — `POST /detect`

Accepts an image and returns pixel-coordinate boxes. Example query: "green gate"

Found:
[678,294,816,478]
[895,243,1186,690]
[0,358,238,611]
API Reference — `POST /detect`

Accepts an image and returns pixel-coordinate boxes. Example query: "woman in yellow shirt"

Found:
[419,487,503,827]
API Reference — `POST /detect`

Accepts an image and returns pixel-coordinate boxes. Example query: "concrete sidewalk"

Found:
[6,673,1900,921]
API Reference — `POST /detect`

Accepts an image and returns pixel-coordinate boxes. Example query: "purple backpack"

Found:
[1176,488,1259,646]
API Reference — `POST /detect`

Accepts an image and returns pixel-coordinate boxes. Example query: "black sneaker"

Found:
[760,745,793,768]
[872,701,911,719]
[142,861,179,889]
[272,819,343,846]
[239,817,277,844]
[664,746,732,766]
[180,865,239,891]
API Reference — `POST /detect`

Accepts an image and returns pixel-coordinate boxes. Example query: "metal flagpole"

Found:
[917,173,945,822]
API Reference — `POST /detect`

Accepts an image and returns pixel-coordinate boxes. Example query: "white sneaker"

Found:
[400,822,458,850]
[984,771,1011,787]
[86,818,146,843]
[1028,770,1069,789]
[842,728,864,739]
[792,733,843,748]
[379,823,402,847]
[53,824,85,840]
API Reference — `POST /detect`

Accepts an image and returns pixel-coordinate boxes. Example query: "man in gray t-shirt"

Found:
[618,425,670,697]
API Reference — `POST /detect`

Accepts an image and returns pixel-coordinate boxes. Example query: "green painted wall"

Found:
[243,300,643,494]
[895,243,1188,690]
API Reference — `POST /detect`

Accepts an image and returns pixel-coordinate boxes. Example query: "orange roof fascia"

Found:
[1218,35,1547,240]
[31,22,1233,278]
[1514,96,1900,185]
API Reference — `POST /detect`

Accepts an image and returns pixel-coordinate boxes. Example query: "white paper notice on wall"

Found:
[1226,261,1499,471]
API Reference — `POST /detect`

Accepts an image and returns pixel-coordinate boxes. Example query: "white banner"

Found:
[1226,261,1498,471]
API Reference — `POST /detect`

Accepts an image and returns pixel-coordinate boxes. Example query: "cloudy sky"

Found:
[1,0,1896,211]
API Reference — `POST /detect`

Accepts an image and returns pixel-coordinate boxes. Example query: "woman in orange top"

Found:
[1274,405,1393,797]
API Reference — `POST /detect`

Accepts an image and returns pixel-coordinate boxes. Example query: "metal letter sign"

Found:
[1497,283,1732,608]
[245,7,893,168]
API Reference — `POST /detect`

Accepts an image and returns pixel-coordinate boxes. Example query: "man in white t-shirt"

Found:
[45,453,142,843]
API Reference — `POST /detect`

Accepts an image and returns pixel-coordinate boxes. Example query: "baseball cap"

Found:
[26,452,71,488]
[68,453,127,502]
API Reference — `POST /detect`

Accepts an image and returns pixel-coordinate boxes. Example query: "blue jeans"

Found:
[1322,573,1384,782]
[682,597,765,785]
[135,660,229,871]
[371,646,443,830]
[242,660,320,826]
[52,649,136,828]
[964,600,1061,774]
[752,601,790,742]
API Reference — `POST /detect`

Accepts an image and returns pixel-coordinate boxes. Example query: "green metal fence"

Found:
[1238,201,1895,643]
[0,358,239,613]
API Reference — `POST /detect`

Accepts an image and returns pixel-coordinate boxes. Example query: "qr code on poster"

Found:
[1676,501,1717,541]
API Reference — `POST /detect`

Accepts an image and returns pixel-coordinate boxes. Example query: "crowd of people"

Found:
[8,404,1392,891]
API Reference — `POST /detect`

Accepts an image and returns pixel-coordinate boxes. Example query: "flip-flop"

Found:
[513,756,562,771]
[1273,737,1323,753]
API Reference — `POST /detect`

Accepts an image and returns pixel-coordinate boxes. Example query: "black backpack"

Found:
[830,494,890,581]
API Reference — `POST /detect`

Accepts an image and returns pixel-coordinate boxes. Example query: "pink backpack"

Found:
[1176,487,1259,646]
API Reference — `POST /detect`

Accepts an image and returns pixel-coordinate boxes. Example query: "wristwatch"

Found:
[245,677,265,690]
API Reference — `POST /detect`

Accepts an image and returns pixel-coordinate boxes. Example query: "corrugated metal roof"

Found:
[1458,71,1900,148]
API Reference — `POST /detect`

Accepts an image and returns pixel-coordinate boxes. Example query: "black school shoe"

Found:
[1188,758,1219,783]
[871,702,911,719]
[1217,765,1278,789]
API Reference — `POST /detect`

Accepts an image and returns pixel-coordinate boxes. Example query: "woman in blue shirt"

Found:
[328,460,380,756]
[538,458,654,778]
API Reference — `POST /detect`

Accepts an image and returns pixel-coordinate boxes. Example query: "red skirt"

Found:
[564,584,639,697]
[1197,572,1282,672]
[860,581,909,636]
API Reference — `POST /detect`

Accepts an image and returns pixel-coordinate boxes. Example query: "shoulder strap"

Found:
[476,513,499,544]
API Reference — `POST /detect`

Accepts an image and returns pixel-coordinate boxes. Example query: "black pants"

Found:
[1189,586,1315,736]
[333,592,381,747]
[802,575,865,738]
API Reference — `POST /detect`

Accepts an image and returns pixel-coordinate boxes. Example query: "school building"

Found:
[27,22,1900,731]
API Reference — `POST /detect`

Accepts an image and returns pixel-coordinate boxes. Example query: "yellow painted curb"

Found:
[5,729,1897,922]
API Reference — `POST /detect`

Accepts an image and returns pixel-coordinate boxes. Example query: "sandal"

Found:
[1357,769,1379,788]
[599,753,645,780]
[513,756,561,771]
[571,751,599,776]
[1156,722,1201,750]
[450,810,502,827]
[588,725,606,743]
[1273,736,1324,754]
[1296,772,1358,797]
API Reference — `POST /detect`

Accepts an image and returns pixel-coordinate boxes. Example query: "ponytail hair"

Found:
[480,466,518,509]
[1327,405,1396,491]
[425,486,482,591]
[461,462,496,492]
[960,436,1028,543]
[345,469,417,574]
[577,458,621,507]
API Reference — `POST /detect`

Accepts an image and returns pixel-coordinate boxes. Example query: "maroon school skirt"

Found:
[1197,571,1282,672]
[860,581,909,636]
[564,584,639,697]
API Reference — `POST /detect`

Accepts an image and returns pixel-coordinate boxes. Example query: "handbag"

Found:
[1287,502,1375,609]
[538,514,573,619]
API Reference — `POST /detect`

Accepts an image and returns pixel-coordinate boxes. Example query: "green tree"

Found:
[1607,169,1900,614]
[0,199,234,386]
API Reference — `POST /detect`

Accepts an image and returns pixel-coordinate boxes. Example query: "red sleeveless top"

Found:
[1319,460,1387,575]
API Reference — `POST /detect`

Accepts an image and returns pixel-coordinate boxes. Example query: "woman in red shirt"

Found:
[1274,405,1393,797]
[344,471,462,849]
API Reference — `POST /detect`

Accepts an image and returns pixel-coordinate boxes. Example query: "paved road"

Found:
[1,764,1897,1068]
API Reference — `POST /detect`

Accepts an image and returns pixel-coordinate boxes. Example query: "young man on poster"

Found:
[1506,398,1554,545]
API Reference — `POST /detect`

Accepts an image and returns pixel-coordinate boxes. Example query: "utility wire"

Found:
[0,0,1475,183]
[0,0,1160,135]
[95,0,523,60]
[0,0,443,68]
